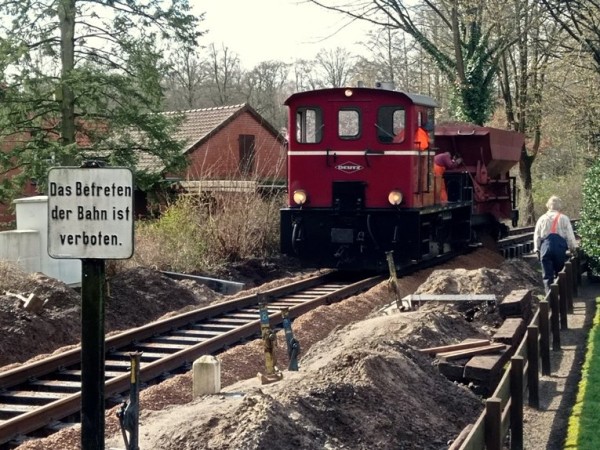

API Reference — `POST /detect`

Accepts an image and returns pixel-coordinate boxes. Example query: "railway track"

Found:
[0,224,561,447]
[0,271,383,447]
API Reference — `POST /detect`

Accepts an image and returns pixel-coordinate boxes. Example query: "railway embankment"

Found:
[5,248,595,449]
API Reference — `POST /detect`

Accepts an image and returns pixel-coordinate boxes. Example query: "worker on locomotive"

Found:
[280,83,523,272]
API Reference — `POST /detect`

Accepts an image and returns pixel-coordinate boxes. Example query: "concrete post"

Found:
[193,355,221,398]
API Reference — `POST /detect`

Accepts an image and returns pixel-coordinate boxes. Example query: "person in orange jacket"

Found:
[393,125,430,149]
[434,151,462,202]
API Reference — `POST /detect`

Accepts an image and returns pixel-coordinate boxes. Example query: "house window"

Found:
[239,134,255,176]
[296,107,323,143]
[338,109,360,139]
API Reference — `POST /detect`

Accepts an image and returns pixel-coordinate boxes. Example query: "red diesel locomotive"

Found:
[280,85,524,271]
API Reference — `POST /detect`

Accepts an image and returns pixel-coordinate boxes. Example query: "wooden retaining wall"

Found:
[450,256,582,450]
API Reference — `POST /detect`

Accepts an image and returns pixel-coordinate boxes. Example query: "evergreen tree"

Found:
[0,0,202,200]
[579,160,600,276]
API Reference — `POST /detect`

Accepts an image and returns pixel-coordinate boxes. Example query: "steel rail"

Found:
[0,271,383,446]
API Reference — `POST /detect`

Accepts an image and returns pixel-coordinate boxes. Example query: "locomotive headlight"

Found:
[293,189,308,205]
[388,190,403,206]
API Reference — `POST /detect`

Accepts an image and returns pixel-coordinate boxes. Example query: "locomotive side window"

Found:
[377,106,405,143]
[296,107,323,143]
[338,109,360,139]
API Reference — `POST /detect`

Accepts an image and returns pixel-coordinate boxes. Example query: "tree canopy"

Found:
[0,0,202,199]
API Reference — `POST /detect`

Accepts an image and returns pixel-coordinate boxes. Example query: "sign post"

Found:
[48,166,134,450]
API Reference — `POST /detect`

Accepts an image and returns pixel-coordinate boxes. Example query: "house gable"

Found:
[168,105,287,182]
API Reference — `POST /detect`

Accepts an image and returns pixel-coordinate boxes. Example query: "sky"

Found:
[193,0,372,68]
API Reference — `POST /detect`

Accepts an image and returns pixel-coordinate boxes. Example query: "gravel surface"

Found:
[522,275,597,449]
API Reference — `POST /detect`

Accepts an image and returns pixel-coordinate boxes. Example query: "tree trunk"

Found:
[518,147,535,226]
[58,0,76,157]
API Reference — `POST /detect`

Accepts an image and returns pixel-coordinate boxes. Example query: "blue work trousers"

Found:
[540,233,568,293]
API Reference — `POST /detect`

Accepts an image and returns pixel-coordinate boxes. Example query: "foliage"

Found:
[0,0,202,202]
[132,196,208,273]
[130,191,284,273]
[532,173,584,220]
[565,298,600,449]
[448,30,496,125]
[579,160,600,274]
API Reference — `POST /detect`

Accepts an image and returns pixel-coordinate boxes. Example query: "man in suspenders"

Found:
[533,196,578,293]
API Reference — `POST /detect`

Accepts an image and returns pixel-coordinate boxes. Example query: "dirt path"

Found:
[523,277,598,449]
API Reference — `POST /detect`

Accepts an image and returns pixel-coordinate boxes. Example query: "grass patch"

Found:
[565,297,600,449]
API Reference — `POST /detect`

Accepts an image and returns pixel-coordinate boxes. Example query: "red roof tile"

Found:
[165,104,247,152]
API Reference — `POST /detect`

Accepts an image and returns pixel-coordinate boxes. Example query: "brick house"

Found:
[1,103,288,222]
[153,103,287,193]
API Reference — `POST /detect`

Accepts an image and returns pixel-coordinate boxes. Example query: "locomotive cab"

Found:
[280,86,473,272]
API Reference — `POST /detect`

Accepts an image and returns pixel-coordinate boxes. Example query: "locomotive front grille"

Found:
[332,181,366,211]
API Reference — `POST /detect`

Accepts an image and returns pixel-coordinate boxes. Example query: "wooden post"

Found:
[558,273,568,329]
[565,262,574,313]
[485,397,503,450]
[526,327,539,408]
[510,357,524,450]
[550,285,561,351]
[571,256,579,296]
[81,259,106,450]
[539,301,551,375]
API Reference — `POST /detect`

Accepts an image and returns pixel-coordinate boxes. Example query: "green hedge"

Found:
[580,160,600,275]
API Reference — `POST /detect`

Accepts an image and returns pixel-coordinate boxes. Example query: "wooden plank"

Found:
[485,397,503,450]
[420,339,490,355]
[438,343,506,360]
[405,294,496,302]
[438,359,469,381]
[449,424,473,450]
[458,412,485,450]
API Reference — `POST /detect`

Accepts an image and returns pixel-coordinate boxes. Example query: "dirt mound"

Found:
[10,248,545,449]
[0,265,224,370]
[113,311,485,450]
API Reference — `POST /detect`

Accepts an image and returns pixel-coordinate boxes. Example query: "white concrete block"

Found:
[192,355,221,397]
[3,196,82,285]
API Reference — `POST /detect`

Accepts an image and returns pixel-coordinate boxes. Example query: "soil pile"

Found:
[129,310,485,450]
[6,248,546,449]
[0,265,224,369]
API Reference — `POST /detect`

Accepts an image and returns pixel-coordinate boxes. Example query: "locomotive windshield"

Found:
[377,106,405,143]
[338,108,360,139]
[296,107,323,143]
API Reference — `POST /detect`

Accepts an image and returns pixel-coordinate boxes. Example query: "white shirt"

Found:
[533,210,577,253]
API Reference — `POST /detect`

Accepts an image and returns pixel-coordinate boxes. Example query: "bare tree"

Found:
[541,0,600,71]
[307,0,517,124]
[164,48,208,110]
[291,59,322,92]
[495,0,563,224]
[207,43,243,106]
[241,61,290,128]
[315,47,357,87]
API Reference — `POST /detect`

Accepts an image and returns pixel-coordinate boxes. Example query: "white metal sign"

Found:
[48,167,134,259]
